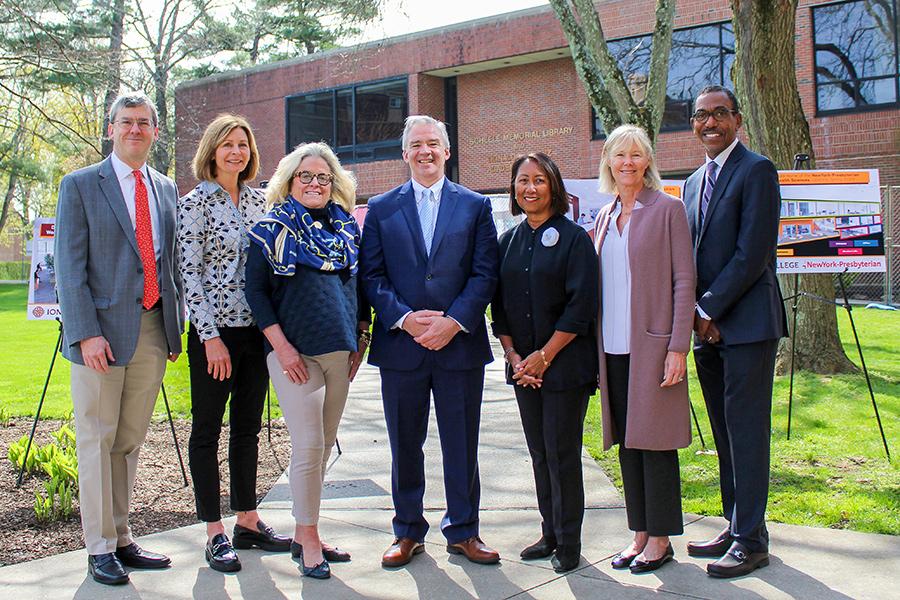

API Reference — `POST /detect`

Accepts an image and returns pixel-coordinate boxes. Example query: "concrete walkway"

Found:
[1,341,897,599]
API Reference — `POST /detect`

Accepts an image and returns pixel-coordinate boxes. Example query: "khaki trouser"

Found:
[71,309,167,555]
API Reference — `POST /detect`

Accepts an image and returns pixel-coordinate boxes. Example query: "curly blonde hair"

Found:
[264,142,357,212]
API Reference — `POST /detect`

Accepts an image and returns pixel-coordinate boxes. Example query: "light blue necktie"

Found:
[419,188,437,254]
[700,161,718,229]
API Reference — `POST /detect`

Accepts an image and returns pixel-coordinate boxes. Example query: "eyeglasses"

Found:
[295,171,334,185]
[114,118,154,130]
[691,108,738,122]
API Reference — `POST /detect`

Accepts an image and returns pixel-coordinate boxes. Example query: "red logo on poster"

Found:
[32,306,45,318]
[39,223,55,238]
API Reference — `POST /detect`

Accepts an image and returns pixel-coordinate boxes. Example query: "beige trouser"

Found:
[267,350,350,525]
[71,309,167,555]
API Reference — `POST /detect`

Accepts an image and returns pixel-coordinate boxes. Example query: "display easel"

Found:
[781,154,891,462]
[16,320,189,487]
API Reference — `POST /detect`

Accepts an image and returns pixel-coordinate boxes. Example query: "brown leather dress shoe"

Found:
[446,536,500,565]
[382,538,425,567]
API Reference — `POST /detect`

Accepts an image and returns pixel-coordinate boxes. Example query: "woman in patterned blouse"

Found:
[245,142,369,580]
[178,114,291,574]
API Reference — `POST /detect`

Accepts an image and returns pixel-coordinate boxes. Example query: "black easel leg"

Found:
[787,273,800,440]
[17,323,63,488]
[266,385,271,444]
[689,401,706,450]
[160,383,190,486]
[837,273,892,462]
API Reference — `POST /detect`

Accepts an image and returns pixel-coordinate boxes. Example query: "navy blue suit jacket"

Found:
[359,179,499,371]
[683,142,787,345]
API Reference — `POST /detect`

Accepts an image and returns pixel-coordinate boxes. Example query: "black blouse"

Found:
[491,215,599,391]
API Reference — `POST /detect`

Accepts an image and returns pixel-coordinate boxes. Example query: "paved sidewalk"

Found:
[1,341,897,599]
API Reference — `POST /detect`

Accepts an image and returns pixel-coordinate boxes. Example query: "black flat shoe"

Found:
[322,545,351,562]
[520,536,556,560]
[294,543,331,579]
[629,543,674,574]
[611,551,640,569]
[707,541,769,578]
[115,542,171,569]
[233,520,291,552]
[206,534,241,573]
[88,553,129,586]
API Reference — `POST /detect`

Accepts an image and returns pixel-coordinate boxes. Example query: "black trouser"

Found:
[187,325,268,522]
[606,353,683,536]
[693,338,777,553]
[514,383,591,553]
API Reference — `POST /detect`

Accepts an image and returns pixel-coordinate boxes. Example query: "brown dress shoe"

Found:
[382,538,425,567]
[446,536,500,565]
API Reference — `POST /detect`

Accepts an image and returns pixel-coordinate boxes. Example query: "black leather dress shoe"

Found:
[88,553,129,586]
[550,547,581,573]
[630,543,674,573]
[294,543,331,579]
[115,542,171,569]
[707,541,769,578]
[520,536,556,560]
[232,520,291,552]
[206,534,241,573]
[687,528,734,557]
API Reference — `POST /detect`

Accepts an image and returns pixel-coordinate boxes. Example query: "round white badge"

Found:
[541,227,559,247]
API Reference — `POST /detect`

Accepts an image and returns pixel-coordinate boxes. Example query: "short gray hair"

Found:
[401,115,450,150]
[598,124,662,194]
[109,91,159,127]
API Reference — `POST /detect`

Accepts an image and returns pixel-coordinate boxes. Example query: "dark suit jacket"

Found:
[683,142,787,345]
[359,179,499,371]
[55,156,184,365]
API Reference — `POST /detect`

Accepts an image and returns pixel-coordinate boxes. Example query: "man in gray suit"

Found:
[55,91,184,586]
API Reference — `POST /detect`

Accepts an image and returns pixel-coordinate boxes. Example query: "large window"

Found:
[592,23,735,137]
[813,0,898,114]
[286,78,408,164]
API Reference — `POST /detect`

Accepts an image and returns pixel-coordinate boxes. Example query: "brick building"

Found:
[174,0,899,197]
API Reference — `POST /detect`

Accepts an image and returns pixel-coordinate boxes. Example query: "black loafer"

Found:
[520,536,556,560]
[707,541,769,578]
[611,551,640,569]
[206,533,241,573]
[550,546,581,573]
[322,545,351,562]
[294,543,331,579]
[687,528,734,557]
[88,553,129,586]
[232,520,291,552]
[630,543,674,574]
[115,542,171,569]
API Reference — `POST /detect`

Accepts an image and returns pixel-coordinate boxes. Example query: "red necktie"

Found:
[133,170,159,309]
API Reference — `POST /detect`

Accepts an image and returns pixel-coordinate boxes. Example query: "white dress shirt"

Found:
[110,151,161,260]
[600,199,643,354]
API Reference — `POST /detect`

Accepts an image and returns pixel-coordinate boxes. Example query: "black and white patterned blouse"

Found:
[177,180,268,342]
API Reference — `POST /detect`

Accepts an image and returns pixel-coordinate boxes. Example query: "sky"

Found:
[349,0,549,44]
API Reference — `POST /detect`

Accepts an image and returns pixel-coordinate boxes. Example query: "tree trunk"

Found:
[152,69,170,174]
[0,172,18,236]
[101,0,126,158]
[731,0,855,374]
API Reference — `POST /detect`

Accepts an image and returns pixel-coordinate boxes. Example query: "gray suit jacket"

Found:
[55,156,184,365]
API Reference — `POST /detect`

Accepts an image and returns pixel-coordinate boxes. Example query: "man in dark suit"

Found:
[682,86,787,578]
[359,115,500,567]
[55,92,183,585]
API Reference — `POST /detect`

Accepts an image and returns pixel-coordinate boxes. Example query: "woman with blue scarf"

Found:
[245,142,369,579]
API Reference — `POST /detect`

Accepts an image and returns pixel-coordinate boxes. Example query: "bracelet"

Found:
[539,349,551,367]
[357,330,372,345]
[503,347,515,362]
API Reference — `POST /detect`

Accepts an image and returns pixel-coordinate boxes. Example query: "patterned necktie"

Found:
[700,161,718,229]
[133,170,159,309]
[419,188,437,254]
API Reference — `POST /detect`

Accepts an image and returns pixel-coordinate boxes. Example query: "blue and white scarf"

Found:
[249,196,360,276]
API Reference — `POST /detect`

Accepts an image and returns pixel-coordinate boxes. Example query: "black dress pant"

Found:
[515,383,591,553]
[606,353,683,536]
[188,325,268,522]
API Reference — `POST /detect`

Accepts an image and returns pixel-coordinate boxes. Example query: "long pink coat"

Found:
[595,187,696,451]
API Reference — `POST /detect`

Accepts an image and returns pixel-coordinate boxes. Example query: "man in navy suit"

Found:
[682,86,787,578]
[359,115,500,567]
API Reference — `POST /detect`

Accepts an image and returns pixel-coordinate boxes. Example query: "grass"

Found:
[584,308,900,535]
[0,284,283,420]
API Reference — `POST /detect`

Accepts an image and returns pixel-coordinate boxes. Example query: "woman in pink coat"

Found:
[594,124,695,574]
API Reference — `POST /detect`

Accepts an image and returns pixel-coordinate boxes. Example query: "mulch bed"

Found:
[0,417,292,567]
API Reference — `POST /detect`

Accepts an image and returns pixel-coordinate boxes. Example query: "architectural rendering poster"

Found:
[564,179,685,239]
[28,218,60,320]
[777,169,885,273]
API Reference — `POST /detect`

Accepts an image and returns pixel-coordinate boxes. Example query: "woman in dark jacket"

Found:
[491,152,599,573]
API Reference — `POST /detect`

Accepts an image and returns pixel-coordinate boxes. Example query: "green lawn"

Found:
[0,284,283,420]
[585,308,900,535]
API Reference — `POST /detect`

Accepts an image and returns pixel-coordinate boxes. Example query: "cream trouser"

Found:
[267,350,350,525]
[71,308,167,555]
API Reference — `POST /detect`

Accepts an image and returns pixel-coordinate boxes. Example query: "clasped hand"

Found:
[403,310,461,351]
[693,314,721,344]
[508,350,544,389]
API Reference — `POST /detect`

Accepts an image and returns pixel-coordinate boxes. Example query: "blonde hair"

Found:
[191,114,260,183]
[264,142,357,213]
[598,124,662,194]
